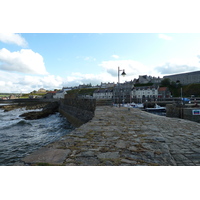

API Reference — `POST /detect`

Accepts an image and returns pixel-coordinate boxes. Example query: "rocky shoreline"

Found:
[0,102,48,112]
[0,101,60,120]
[20,102,60,120]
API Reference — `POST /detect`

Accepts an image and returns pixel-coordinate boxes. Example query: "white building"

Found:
[93,89,113,99]
[131,86,159,99]
[53,87,71,99]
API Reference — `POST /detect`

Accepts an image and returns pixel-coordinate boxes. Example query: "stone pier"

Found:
[21,106,200,166]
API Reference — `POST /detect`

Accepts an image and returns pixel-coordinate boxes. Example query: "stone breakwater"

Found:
[59,97,96,127]
[21,106,200,166]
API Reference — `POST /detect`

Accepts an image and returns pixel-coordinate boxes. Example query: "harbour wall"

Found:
[59,95,96,127]
[166,104,200,123]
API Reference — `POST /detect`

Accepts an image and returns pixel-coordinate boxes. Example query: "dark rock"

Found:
[20,102,60,120]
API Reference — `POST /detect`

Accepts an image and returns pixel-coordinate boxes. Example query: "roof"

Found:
[133,86,158,90]
[47,91,57,94]
[56,90,63,93]
[158,87,167,92]
[94,89,113,93]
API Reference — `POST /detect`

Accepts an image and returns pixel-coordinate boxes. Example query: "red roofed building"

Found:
[44,91,57,99]
[158,87,171,98]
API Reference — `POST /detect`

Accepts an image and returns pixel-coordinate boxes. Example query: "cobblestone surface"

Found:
[22,106,200,166]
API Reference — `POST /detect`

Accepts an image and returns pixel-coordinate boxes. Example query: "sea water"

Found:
[0,105,73,166]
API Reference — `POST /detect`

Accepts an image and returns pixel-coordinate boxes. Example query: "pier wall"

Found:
[166,104,200,123]
[59,95,96,127]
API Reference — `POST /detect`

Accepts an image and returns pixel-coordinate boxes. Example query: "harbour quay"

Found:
[21,106,200,166]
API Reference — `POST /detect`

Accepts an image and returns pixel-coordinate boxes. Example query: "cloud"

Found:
[0,33,28,47]
[111,55,119,59]
[158,34,172,40]
[0,70,64,93]
[64,72,111,86]
[99,59,150,78]
[0,48,48,75]
[155,57,200,75]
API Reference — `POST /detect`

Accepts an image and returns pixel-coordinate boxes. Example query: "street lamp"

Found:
[118,66,126,84]
[117,66,126,106]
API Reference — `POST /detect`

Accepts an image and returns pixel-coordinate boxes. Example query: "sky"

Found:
[1,33,200,93]
[1,0,200,93]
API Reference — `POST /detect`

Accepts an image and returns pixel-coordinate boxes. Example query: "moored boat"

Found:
[145,104,166,112]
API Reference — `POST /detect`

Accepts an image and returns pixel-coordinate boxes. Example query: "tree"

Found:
[161,78,171,87]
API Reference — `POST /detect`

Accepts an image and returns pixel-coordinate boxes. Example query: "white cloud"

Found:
[111,55,119,59]
[158,34,172,40]
[99,59,151,79]
[63,59,153,87]
[0,33,28,47]
[0,70,64,93]
[155,57,200,75]
[64,72,111,86]
[0,48,48,75]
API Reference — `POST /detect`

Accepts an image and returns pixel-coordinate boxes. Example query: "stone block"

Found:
[75,157,100,166]
[115,140,127,148]
[97,152,119,159]
[76,151,95,157]
[22,148,71,165]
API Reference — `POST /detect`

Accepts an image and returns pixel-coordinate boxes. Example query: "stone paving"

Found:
[21,106,200,166]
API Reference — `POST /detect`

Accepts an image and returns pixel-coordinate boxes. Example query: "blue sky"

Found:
[1,0,200,93]
[1,33,200,93]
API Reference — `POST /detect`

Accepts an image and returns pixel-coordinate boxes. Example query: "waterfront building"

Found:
[131,85,159,100]
[54,87,71,99]
[93,88,113,99]
[44,91,56,99]
[158,87,171,98]
[113,81,134,103]
[163,70,200,85]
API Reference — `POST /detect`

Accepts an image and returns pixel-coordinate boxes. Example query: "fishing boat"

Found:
[145,104,166,112]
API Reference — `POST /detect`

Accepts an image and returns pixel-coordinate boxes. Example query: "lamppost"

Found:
[118,66,126,84]
[117,66,126,106]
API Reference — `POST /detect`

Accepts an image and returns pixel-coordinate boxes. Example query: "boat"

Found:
[130,102,144,109]
[145,104,166,112]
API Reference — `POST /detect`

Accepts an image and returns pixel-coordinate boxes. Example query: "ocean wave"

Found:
[0,110,73,166]
[0,119,32,130]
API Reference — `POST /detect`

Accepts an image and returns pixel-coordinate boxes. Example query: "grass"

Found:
[37,162,51,166]
[67,88,97,96]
